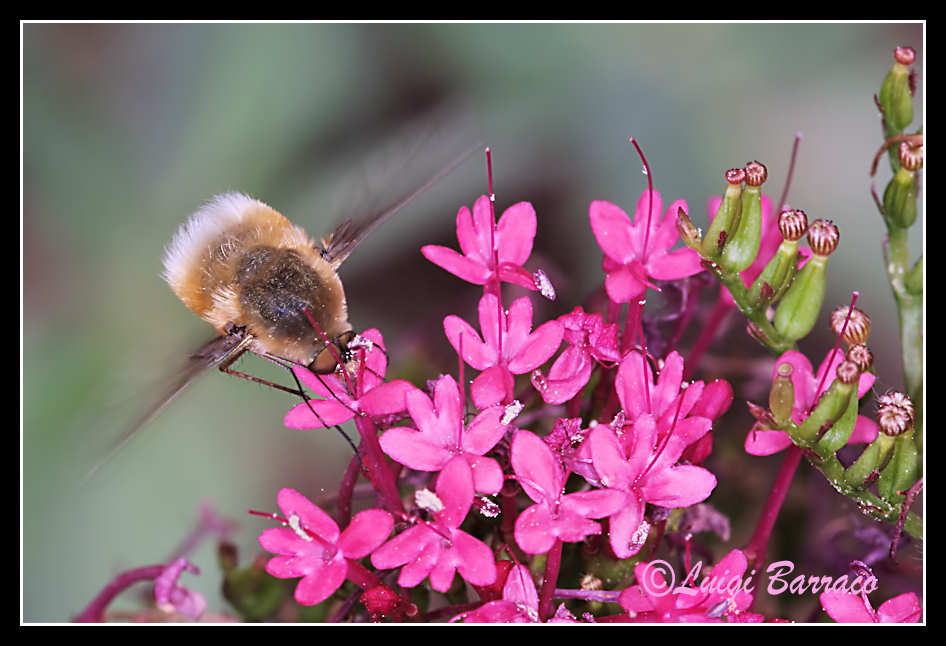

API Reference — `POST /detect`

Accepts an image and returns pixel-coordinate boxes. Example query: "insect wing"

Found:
[82,333,253,482]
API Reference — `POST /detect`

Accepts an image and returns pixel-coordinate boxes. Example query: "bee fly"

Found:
[86,145,480,478]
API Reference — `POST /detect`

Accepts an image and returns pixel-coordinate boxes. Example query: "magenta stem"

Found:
[537,538,563,620]
[743,444,803,569]
[337,452,361,528]
[353,415,405,515]
[75,564,166,622]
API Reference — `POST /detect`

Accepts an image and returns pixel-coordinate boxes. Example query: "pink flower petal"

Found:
[820,590,876,623]
[744,429,794,456]
[641,464,717,508]
[452,529,499,587]
[284,398,355,429]
[291,558,348,606]
[421,245,491,284]
[278,488,339,544]
[471,365,514,409]
[435,456,475,529]
[444,314,494,369]
[337,509,393,559]
[358,380,416,416]
[604,264,647,304]
[510,430,562,505]
[648,247,705,280]
[466,455,504,495]
[876,592,922,623]
[496,201,537,266]
[607,501,647,559]
[590,200,635,264]
[378,426,454,471]
[462,405,510,455]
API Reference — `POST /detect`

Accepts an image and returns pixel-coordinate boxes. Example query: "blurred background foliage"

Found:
[23,22,923,622]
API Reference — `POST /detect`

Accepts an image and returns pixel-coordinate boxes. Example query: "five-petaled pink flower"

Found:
[532,306,621,405]
[590,191,704,304]
[284,328,417,430]
[453,564,577,623]
[820,589,921,623]
[589,412,717,558]
[379,374,510,494]
[258,488,393,606]
[619,550,762,622]
[745,349,878,456]
[511,430,625,554]
[444,293,563,409]
[422,195,549,294]
[371,456,497,592]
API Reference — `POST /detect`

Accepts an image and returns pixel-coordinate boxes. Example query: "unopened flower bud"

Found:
[701,169,745,259]
[883,148,920,229]
[879,45,916,134]
[877,401,913,437]
[773,220,838,342]
[845,344,873,373]
[835,359,861,385]
[769,362,795,426]
[877,391,916,429]
[778,209,809,242]
[830,306,871,346]
[806,220,840,257]
[719,162,766,274]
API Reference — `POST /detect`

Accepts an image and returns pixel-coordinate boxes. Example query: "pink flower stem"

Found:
[683,299,732,380]
[537,538,563,620]
[353,415,405,515]
[75,564,166,622]
[499,478,520,556]
[743,444,803,569]
[554,588,621,603]
[344,557,385,590]
[336,452,361,528]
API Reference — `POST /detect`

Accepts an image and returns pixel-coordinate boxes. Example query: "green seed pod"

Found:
[701,168,745,259]
[773,220,839,342]
[719,162,766,274]
[769,362,795,427]
[844,432,895,489]
[883,167,918,229]
[814,387,859,457]
[792,360,859,446]
[877,435,919,501]
[748,209,808,306]
[878,46,916,135]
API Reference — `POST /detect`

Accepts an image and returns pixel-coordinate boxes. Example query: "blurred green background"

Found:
[23,22,923,622]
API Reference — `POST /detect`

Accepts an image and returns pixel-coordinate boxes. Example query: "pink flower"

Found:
[284,328,417,430]
[820,590,921,623]
[705,194,812,306]
[589,413,717,558]
[619,550,762,622]
[444,293,563,409]
[510,430,626,554]
[615,350,727,441]
[590,191,704,304]
[370,457,497,592]
[422,195,548,293]
[532,306,621,405]
[258,488,393,606]
[379,374,510,494]
[153,558,206,619]
[745,349,878,456]
[453,564,577,623]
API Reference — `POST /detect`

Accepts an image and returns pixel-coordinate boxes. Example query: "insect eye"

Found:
[307,331,357,375]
